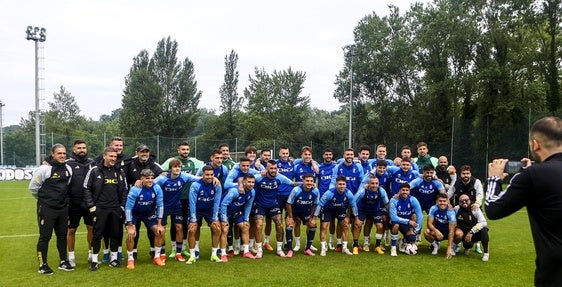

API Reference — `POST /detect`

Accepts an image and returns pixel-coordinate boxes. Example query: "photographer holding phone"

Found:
[486,116,562,287]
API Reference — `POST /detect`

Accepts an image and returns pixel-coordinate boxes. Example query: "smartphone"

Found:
[504,161,523,174]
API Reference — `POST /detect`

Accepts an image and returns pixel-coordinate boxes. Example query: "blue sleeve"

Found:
[434,180,445,191]
[428,205,437,219]
[409,178,421,188]
[293,158,303,165]
[347,190,358,216]
[287,187,299,204]
[447,210,457,223]
[189,182,200,223]
[154,175,166,187]
[277,174,293,185]
[389,198,408,225]
[195,168,203,176]
[411,197,424,233]
[329,164,339,190]
[380,188,389,205]
[219,190,233,222]
[154,185,164,219]
[212,186,222,221]
[387,166,400,174]
[354,189,365,203]
[312,188,320,205]
[314,191,333,216]
[182,172,200,183]
[125,186,140,223]
[224,168,240,190]
[243,190,255,221]
[361,172,372,184]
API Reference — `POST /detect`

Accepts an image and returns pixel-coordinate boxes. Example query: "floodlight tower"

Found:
[26,26,46,165]
[343,44,356,149]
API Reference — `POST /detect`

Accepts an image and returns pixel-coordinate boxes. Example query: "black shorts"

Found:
[68,202,93,228]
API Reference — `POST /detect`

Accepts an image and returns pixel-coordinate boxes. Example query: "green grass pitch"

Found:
[0,180,534,287]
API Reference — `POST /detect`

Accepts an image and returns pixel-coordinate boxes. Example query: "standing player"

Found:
[409,165,446,214]
[423,193,456,258]
[186,166,222,264]
[84,147,128,271]
[315,176,358,256]
[218,143,236,170]
[388,183,423,256]
[387,158,420,197]
[124,169,165,269]
[285,174,320,256]
[352,176,389,255]
[318,148,337,249]
[30,144,73,274]
[154,158,201,262]
[293,146,319,181]
[65,139,95,267]
[219,174,257,261]
[252,160,299,258]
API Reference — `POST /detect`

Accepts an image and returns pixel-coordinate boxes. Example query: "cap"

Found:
[136,144,150,152]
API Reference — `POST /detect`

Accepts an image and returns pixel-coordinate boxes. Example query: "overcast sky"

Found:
[0,0,424,127]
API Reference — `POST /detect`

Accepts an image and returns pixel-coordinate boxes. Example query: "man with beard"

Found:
[318,148,337,249]
[447,165,483,208]
[124,144,165,260]
[453,194,489,261]
[409,165,446,214]
[285,173,320,256]
[388,183,423,257]
[161,141,202,258]
[486,117,562,286]
[435,156,456,190]
[424,193,456,259]
[66,140,95,267]
[413,142,438,170]
[218,144,236,170]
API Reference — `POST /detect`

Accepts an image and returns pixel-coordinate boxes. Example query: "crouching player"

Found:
[315,176,358,256]
[352,176,389,255]
[285,174,320,256]
[219,174,256,262]
[124,169,165,269]
[423,193,456,258]
[388,183,423,256]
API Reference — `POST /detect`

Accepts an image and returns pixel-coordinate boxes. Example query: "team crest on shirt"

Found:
[51,172,60,179]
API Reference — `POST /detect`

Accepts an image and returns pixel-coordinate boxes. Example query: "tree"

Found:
[121,36,201,138]
[219,50,243,139]
[44,86,88,147]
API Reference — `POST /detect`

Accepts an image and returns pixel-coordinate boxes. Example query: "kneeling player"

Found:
[219,174,256,261]
[285,174,320,256]
[388,183,423,256]
[423,193,456,258]
[453,194,490,261]
[352,176,389,254]
[125,169,165,269]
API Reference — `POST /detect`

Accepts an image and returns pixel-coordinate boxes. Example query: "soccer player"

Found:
[154,158,201,262]
[318,148,337,250]
[409,165,446,214]
[358,144,374,173]
[186,166,222,264]
[329,148,364,194]
[219,174,257,261]
[447,165,483,208]
[388,183,423,256]
[219,143,236,170]
[124,169,165,269]
[124,144,165,260]
[269,146,295,251]
[486,116,562,285]
[371,144,395,168]
[453,194,489,261]
[293,146,320,181]
[387,157,420,197]
[413,141,438,170]
[423,193,456,258]
[65,139,95,267]
[315,176,358,256]
[197,149,230,188]
[393,145,419,171]
[285,173,320,256]
[30,144,74,274]
[161,141,201,259]
[252,160,299,258]
[84,147,128,271]
[352,176,389,255]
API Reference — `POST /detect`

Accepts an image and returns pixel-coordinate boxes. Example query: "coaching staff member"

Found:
[84,147,128,270]
[486,116,562,287]
[29,143,73,274]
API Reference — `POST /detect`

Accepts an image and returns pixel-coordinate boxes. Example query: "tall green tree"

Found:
[121,36,201,138]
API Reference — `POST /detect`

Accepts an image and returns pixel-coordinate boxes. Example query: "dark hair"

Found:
[245,145,257,155]
[202,165,214,172]
[178,141,190,147]
[423,165,435,172]
[460,165,471,172]
[359,145,371,152]
[267,159,277,166]
[103,147,117,154]
[169,158,182,167]
[210,149,222,157]
[260,148,271,154]
[302,173,314,180]
[239,157,251,163]
[436,193,448,200]
[336,175,347,182]
[218,143,229,150]
[376,160,388,167]
[531,116,562,148]
[417,142,428,148]
[323,148,333,154]
[401,145,411,151]
[110,136,123,142]
[243,174,255,180]
[73,139,86,146]
[399,182,410,189]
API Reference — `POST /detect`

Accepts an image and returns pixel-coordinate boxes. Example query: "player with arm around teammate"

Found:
[423,193,456,258]
[352,176,389,255]
[124,169,165,269]
[219,174,257,262]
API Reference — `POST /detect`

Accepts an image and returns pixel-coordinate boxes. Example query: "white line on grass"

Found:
[0,231,87,239]
[0,197,34,201]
